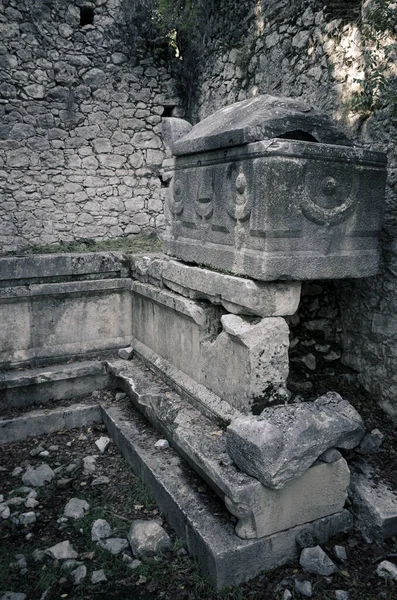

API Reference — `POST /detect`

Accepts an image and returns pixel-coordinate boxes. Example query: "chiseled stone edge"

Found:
[101,402,353,590]
[126,336,239,424]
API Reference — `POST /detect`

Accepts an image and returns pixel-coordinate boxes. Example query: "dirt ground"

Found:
[1,382,397,600]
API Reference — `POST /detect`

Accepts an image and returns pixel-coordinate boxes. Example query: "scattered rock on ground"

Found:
[97,537,129,555]
[376,560,397,580]
[91,518,112,541]
[335,591,349,600]
[154,439,169,450]
[91,476,110,486]
[0,504,11,519]
[300,545,337,576]
[0,593,27,600]
[356,428,384,454]
[282,590,292,600]
[63,498,90,519]
[83,456,98,473]
[333,545,347,562]
[46,540,78,560]
[22,463,55,487]
[95,436,111,454]
[91,569,108,584]
[71,565,87,585]
[128,520,172,557]
[294,579,313,597]
[18,511,36,525]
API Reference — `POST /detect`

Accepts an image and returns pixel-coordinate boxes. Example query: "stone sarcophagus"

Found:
[162,95,387,281]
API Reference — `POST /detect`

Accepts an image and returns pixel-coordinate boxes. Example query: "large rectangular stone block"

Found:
[162,95,387,281]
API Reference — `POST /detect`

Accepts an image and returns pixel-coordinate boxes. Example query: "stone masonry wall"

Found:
[191,0,397,416]
[0,0,179,253]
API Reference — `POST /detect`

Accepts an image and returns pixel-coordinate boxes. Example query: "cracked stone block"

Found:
[202,314,290,413]
[226,392,364,488]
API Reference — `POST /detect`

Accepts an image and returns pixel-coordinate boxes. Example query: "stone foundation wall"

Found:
[0,0,179,253]
[191,0,397,415]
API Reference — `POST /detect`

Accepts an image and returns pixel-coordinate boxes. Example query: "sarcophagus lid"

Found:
[162,95,387,281]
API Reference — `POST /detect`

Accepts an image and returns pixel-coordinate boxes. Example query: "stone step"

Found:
[101,400,353,589]
[106,358,352,540]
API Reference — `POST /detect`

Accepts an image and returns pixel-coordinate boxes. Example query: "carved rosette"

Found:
[226,163,251,222]
[302,165,359,226]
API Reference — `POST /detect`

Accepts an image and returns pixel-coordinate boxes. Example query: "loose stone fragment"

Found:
[71,565,87,585]
[335,591,349,600]
[356,428,384,454]
[92,569,107,584]
[226,392,364,488]
[294,579,313,597]
[0,593,27,600]
[98,538,129,555]
[118,346,134,360]
[318,448,342,464]
[91,519,112,541]
[376,560,397,580]
[30,445,45,457]
[283,590,292,600]
[83,456,98,473]
[64,498,90,519]
[95,436,110,454]
[25,497,39,509]
[12,468,23,477]
[19,511,37,525]
[299,545,337,576]
[22,464,55,487]
[46,540,78,560]
[333,545,347,562]
[154,439,169,450]
[32,549,46,562]
[350,463,397,541]
[115,392,127,401]
[91,476,110,486]
[62,560,83,571]
[128,520,172,557]
[126,558,142,570]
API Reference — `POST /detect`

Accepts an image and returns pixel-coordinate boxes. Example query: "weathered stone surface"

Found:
[202,314,290,412]
[335,591,349,600]
[18,511,36,525]
[128,520,172,557]
[46,540,78,560]
[161,259,301,317]
[349,463,397,541]
[22,463,55,487]
[0,594,27,600]
[163,95,386,281]
[226,392,364,488]
[299,545,337,576]
[64,498,90,519]
[102,402,353,589]
[118,346,134,360]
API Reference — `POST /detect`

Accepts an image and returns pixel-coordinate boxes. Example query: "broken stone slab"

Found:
[226,392,364,489]
[101,401,353,589]
[128,520,172,557]
[46,541,78,560]
[140,256,301,317]
[202,314,290,412]
[63,498,90,519]
[118,346,134,360]
[349,462,397,542]
[22,463,55,487]
[107,359,350,539]
[299,545,337,576]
